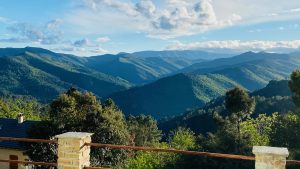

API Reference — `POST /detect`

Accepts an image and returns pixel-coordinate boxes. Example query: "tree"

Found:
[224,87,255,153]
[25,121,58,169]
[127,115,162,146]
[241,113,278,146]
[124,127,196,169]
[225,87,256,121]
[0,97,43,120]
[289,69,300,109]
[27,88,130,167]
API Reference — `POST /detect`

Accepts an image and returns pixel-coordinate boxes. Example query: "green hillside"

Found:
[159,80,295,134]
[0,48,131,101]
[109,73,239,118]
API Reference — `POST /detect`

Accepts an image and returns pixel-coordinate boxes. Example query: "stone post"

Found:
[56,132,93,169]
[253,146,289,169]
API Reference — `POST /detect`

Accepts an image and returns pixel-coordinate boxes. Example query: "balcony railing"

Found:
[0,132,299,169]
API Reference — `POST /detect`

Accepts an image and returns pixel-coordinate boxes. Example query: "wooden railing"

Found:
[0,136,299,169]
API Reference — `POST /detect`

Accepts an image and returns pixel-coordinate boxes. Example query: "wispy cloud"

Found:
[166,40,300,53]
[2,19,63,45]
[96,36,111,43]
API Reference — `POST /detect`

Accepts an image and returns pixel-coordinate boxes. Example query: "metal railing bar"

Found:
[287,160,300,164]
[0,137,57,144]
[85,143,255,161]
[0,159,57,167]
[84,167,110,169]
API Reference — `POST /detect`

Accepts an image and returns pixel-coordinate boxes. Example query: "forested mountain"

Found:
[1,47,300,119]
[109,73,240,118]
[110,52,300,119]
[159,79,295,134]
[85,50,232,84]
[0,47,131,101]
[183,52,298,90]
[0,47,233,102]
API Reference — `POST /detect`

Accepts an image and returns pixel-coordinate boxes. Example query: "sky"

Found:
[0,0,300,56]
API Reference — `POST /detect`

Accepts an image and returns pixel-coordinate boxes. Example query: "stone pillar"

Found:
[56,132,93,169]
[253,146,289,169]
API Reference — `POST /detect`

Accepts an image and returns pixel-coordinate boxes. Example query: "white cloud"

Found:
[136,0,156,17]
[166,40,300,53]
[68,0,241,39]
[66,0,300,39]
[96,36,111,43]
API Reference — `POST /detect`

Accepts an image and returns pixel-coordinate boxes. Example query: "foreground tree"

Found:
[26,88,130,167]
[289,69,300,111]
[215,87,255,153]
[127,115,162,146]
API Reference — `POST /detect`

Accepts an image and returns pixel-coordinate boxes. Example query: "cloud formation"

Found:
[3,19,63,45]
[77,0,241,39]
[166,40,300,53]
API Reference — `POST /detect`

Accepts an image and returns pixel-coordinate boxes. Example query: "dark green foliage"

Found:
[254,96,294,117]
[289,70,300,108]
[127,115,162,146]
[0,96,44,120]
[225,87,255,120]
[159,81,293,135]
[252,80,291,97]
[25,121,58,169]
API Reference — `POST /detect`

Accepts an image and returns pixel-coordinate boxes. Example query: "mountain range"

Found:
[110,52,300,118]
[0,47,299,119]
[0,47,229,102]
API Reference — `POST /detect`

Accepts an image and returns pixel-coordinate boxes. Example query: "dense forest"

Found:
[1,70,300,169]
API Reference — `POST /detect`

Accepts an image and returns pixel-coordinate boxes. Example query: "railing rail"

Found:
[0,159,57,167]
[0,137,57,144]
[1,136,300,169]
[85,142,255,161]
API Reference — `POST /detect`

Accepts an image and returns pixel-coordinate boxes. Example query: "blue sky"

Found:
[0,0,300,56]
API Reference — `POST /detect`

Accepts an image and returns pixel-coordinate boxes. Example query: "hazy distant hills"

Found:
[86,50,232,84]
